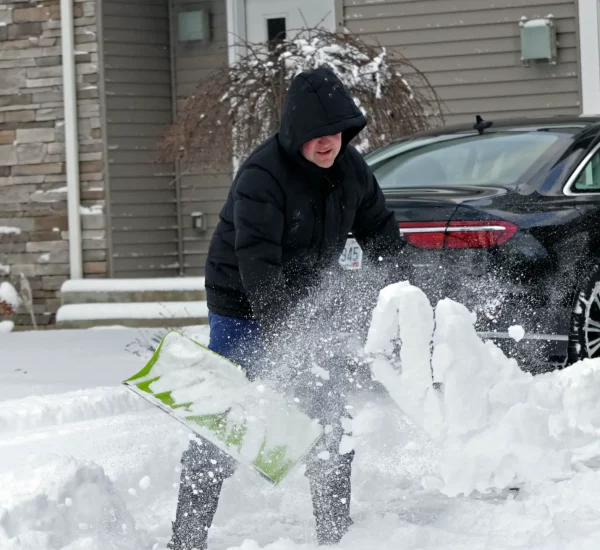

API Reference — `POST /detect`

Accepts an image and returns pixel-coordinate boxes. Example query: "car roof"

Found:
[407,115,600,140]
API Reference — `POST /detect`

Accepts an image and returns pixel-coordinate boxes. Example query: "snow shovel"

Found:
[123,330,323,484]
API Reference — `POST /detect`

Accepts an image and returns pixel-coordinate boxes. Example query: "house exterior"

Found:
[0,0,599,328]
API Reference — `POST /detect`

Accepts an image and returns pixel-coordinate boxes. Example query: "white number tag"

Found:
[339,238,363,270]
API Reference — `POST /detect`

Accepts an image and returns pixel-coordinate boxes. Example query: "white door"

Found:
[245,0,335,45]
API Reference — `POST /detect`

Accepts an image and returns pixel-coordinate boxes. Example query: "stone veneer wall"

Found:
[0,0,106,329]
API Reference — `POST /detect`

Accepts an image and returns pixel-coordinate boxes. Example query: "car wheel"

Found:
[568,261,600,363]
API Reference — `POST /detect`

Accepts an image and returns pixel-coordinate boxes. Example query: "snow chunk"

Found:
[0,320,14,334]
[317,451,330,460]
[339,435,355,455]
[352,404,384,436]
[310,363,330,380]
[0,455,149,550]
[508,324,526,342]
[138,476,151,490]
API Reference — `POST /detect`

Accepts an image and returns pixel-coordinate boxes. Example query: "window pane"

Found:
[267,17,286,47]
[574,151,600,191]
[373,132,561,189]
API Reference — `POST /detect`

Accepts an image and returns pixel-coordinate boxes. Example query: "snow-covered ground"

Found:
[2,284,600,550]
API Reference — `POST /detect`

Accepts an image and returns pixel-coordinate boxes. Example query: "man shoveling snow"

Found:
[168,67,409,550]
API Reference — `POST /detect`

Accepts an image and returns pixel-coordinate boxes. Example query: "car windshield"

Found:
[366,131,570,189]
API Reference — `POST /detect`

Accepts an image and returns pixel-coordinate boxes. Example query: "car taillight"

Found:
[399,221,518,249]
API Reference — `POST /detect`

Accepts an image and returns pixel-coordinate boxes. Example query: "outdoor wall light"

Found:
[519,15,557,66]
[178,9,210,43]
[191,211,207,233]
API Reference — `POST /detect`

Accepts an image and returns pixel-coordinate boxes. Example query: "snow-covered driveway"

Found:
[2,291,600,550]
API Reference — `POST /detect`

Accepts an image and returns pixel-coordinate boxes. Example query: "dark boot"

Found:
[305,415,354,546]
[168,439,236,550]
[307,449,354,545]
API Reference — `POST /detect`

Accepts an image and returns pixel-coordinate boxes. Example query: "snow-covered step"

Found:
[55,301,209,329]
[60,277,206,306]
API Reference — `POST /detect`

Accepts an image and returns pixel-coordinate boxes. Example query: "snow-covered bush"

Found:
[156,27,443,168]
[0,281,21,316]
[0,281,21,333]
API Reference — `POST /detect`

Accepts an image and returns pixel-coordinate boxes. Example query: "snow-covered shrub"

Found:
[0,281,21,317]
[1,280,21,332]
[156,27,443,168]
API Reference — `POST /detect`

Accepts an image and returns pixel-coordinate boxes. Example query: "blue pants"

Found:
[207,312,262,380]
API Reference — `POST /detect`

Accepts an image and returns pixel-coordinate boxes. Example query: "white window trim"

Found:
[226,0,247,65]
[579,0,600,115]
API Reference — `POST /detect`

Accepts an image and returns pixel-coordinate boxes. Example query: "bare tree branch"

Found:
[155,27,444,169]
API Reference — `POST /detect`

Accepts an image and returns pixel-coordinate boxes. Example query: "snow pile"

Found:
[0,386,151,435]
[365,281,600,496]
[0,281,21,312]
[0,455,150,550]
[4,310,600,548]
[0,320,14,334]
[225,465,600,550]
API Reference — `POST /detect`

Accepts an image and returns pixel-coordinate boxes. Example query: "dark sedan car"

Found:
[341,115,600,371]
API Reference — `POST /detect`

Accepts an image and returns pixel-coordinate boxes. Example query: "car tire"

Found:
[568,260,600,364]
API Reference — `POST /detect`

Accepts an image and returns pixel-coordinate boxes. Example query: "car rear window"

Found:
[370,132,564,189]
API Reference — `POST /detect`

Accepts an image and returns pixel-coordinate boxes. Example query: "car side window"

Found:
[574,149,600,191]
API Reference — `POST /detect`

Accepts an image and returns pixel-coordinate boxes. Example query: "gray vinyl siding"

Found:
[102,0,178,277]
[342,0,581,125]
[172,0,230,276]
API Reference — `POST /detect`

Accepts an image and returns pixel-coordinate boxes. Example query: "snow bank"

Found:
[365,282,600,496]
[0,455,150,550]
[0,387,151,435]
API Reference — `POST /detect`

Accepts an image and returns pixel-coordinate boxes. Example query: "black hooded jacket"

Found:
[204,68,405,326]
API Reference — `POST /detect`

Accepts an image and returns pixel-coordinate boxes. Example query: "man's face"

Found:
[301,133,342,168]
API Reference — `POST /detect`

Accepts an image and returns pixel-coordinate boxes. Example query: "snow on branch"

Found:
[156,27,444,168]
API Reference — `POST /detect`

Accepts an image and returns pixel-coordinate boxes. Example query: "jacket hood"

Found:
[278,67,367,162]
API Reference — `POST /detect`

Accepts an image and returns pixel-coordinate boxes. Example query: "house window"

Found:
[267,17,286,48]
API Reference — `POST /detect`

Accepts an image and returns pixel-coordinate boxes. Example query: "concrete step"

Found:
[56,317,208,330]
[60,277,206,305]
[55,301,208,330]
